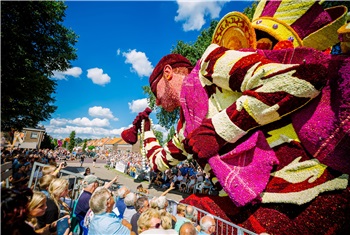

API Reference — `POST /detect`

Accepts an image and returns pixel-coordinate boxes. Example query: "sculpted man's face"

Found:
[156,77,180,112]
[155,66,187,112]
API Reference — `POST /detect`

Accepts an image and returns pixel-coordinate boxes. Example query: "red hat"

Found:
[149,54,193,97]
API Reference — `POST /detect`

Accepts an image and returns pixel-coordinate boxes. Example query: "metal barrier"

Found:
[134,194,257,235]
[1,162,12,188]
[28,162,85,201]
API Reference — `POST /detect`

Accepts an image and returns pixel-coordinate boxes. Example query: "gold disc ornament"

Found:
[212,12,257,50]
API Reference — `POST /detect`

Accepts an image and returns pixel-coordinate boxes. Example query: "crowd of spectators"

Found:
[105,151,219,196]
[1,147,221,235]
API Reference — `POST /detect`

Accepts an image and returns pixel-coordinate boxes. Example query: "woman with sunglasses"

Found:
[137,208,177,235]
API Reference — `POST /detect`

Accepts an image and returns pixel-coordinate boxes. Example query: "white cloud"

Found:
[116,48,121,56]
[123,49,153,77]
[70,117,110,127]
[175,0,226,31]
[52,67,83,80]
[88,106,118,120]
[50,118,69,127]
[44,106,124,139]
[128,98,149,113]
[87,68,111,86]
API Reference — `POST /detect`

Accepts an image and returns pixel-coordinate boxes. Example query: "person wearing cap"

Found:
[74,175,101,228]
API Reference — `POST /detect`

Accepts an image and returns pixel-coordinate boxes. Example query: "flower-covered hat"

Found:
[252,0,348,51]
[212,0,348,51]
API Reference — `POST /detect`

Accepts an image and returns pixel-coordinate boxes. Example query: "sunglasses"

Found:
[154,222,161,229]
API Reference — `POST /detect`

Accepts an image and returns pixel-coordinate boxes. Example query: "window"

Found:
[30,132,38,139]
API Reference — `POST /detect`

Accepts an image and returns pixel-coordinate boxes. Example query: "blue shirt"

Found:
[89,212,130,235]
[115,198,126,217]
[75,191,92,220]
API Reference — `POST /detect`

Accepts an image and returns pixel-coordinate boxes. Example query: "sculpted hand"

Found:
[188,118,226,159]
[132,107,152,130]
[121,107,152,144]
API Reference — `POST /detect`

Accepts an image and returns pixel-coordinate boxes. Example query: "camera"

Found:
[63,161,67,167]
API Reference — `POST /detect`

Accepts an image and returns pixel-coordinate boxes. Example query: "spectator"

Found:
[160,210,175,230]
[115,186,130,218]
[179,222,197,235]
[1,187,35,235]
[37,178,70,230]
[123,192,137,222]
[157,196,177,228]
[130,196,149,235]
[80,155,84,167]
[196,167,204,183]
[83,167,91,176]
[187,174,197,193]
[149,196,159,209]
[153,172,164,187]
[41,165,56,176]
[198,215,216,235]
[174,204,186,221]
[74,175,101,226]
[137,208,177,235]
[174,205,195,232]
[27,191,68,234]
[88,187,133,235]
[173,170,184,189]
[179,173,189,193]
[38,174,56,197]
[12,162,30,188]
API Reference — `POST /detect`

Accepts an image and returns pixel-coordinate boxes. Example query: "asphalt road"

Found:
[61,157,187,202]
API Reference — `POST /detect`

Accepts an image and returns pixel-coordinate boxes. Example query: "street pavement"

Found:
[62,157,187,202]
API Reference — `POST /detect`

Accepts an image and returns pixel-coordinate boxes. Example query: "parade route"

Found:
[62,157,187,202]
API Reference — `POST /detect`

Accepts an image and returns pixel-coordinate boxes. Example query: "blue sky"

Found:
[41,0,253,140]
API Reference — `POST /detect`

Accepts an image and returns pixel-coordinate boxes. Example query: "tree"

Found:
[1,1,78,136]
[242,1,258,20]
[40,132,55,149]
[68,131,76,153]
[75,137,83,145]
[154,130,164,146]
[82,139,87,152]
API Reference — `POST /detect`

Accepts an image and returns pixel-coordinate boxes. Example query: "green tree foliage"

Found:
[53,138,58,148]
[75,137,83,145]
[1,1,78,134]
[165,126,176,144]
[40,132,55,149]
[243,1,258,20]
[68,131,76,152]
[154,130,164,146]
[172,20,219,64]
[82,139,87,152]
